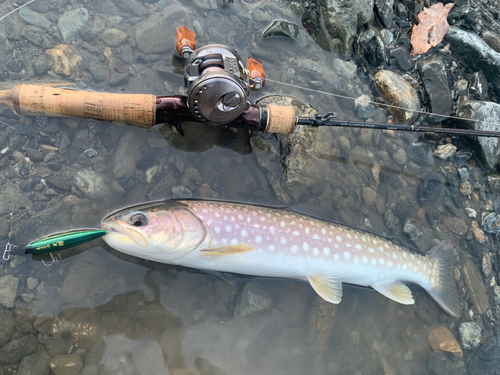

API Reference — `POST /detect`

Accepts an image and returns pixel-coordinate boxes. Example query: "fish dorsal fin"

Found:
[308,274,343,304]
[200,244,255,258]
[371,280,415,305]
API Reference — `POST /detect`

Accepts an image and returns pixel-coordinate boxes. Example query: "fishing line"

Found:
[265,77,500,129]
[0,0,39,22]
[471,0,500,30]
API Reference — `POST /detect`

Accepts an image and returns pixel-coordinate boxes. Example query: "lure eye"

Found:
[129,212,147,227]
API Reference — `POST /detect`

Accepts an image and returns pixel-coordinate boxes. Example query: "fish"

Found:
[101,200,460,317]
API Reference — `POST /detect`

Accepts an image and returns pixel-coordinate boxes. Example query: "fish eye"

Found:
[129,212,148,227]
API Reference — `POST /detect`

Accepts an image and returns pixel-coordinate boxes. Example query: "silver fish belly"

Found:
[101,200,460,317]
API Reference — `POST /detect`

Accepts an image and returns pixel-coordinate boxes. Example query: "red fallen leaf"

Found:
[411,2,455,55]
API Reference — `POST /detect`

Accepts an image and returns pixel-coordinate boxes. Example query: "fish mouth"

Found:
[102,222,149,248]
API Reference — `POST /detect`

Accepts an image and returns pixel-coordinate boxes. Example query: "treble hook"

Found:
[42,253,60,267]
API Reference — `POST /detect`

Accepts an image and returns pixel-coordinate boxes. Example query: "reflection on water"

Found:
[0,0,498,374]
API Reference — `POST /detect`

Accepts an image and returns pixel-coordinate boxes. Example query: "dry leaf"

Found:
[411,2,455,55]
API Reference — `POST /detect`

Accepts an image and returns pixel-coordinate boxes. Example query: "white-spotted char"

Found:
[101,200,460,317]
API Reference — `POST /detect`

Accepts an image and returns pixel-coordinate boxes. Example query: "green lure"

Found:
[24,229,107,254]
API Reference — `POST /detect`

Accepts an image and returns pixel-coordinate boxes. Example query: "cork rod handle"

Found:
[12,84,157,128]
[264,104,296,134]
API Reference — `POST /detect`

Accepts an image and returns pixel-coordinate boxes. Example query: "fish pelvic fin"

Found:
[200,244,255,258]
[372,280,414,305]
[308,274,343,304]
[424,240,461,318]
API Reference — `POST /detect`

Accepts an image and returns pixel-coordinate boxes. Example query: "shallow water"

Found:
[0,0,498,374]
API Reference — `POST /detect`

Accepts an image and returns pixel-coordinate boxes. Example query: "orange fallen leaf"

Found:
[411,2,455,55]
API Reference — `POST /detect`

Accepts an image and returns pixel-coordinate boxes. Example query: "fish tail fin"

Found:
[423,240,461,317]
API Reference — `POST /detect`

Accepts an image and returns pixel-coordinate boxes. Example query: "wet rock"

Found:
[19,7,51,30]
[21,26,52,48]
[252,9,272,23]
[319,0,374,54]
[417,56,453,123]
[446,27,500,94]
[458,322,481,349]
[194,358,227,375]
[308,295,337,346]
[469,72,488,101]
[458,166,469,181]
[49,354,83,375]
[109,0,149,16]
[172,185,192,199]
[427,352,467,375]
[263,20,299,39]
[0,275,19,308]
[0,334,38,363]
[354,95,375,119]
[234,281,272,318]
[406,140,434,167]
[0,310,16,347]
[444,217,468,236]
[374,0,394,27]
[487,174,500,193]
[45,44,82,77]
[61,251,107,304]
[482,212,500,234]
[354,26,386,66]
[112,129,148,179]
[41,337,68,357]
[89,274,126,306]
[58,8,89,43]
[362,187,377,206]
[428,327,463,357]
[455,100,500,171]
[468,337,500,375]
[374,70,420,124]
[462,260,490,314]
[471,221,487,244]
[459,181,472,196]
[102,28,128,47]
[393,148,407,165]
[482,30,500,53]
[389,47,413,71]
[481,253,492,278]
[135,4,192,54]
[108,72,129,86]
[418,171,446,207]
[74,169,114,203]
[18,354,50,375]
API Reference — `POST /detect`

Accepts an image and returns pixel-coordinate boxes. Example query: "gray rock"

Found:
[20,26,52,48]
[354,95,376,119]
[112,129,148,179]
[102,28,128,47]
[374,0,394,27]
[41,337,68,357]
[82,53,107,83]
[417,56,453,123]
[263,20,299,40]
[0,184,27,216]
[458,322,481,349]
[469,72,488,101]
[462,260,490,314]
[418,171,446,207]
[49,354,83,375]
[190,0,218,9]
[354,26,386,66]
[135,4,192,54]
[61,251,107,304]
[18,355,50,375]
[374,70,420,124]
[319,0,374,54]
[109,0,149,16]
[427,352,467,375]
[88,274,126,306]
[390,47,413,71]
[234,281,272,318]
[455,100,500,171]
[172,185,193,199]
[468,337,500,375]
[0,275,19,308]
[0,310,16,347]
[0,334,38,363]
[446,27,500,94]
[482,30,500,53]
[74,169,114,203]
[58,8,89,43]
[18,7,51,30]
[482,212,500,234]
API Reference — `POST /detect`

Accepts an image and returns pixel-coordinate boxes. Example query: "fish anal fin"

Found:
[200,244,254,258]
[372,280,415,305]
[308,274,343,304]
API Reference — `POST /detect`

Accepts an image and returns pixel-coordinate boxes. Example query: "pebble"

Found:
[45,45,82,77]
[371,164,381,183]
[354,95,376,119]
[234,281,272,318]
[49,354,83,375]
[0,335,38,363]
[362,187,377,206]
[428,327,463,358]
[21,293,34,303]
[102,28,128,47]
[338,135,350,150]
[172,185,193,199]
[18,7,51,30]
[493,285,500,306]
[464,207,477,218]
[433,144,457,160]
[263,20,299,40]
[444,217,468,236]
[58,8,89,43]
[458,322,482,350]
[18,355,50,375]
[0,310,16,347]
[0,275,19,308]
[459,181,472,196]
[471,221,487,244]
[392,148,407,164]
[481,253,492,278]
[458,166,470,181]
[482,212,500,234]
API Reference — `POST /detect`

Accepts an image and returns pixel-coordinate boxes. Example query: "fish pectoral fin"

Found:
[308,274,343,304]
[371,280,415,305]
[200,244,255,258]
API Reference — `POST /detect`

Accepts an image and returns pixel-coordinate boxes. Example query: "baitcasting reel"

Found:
[175,26,265,125]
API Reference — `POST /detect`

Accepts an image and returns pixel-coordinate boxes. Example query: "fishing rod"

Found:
[0,26,499,138]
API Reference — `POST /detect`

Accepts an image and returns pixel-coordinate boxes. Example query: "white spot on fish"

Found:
[313,248,319,255]
[215,227,221,235]
[327,238,332,243]
[321,229,326,235]
[238,214,243,220]
[369,248,375,253]
[418,260,421,265]
[291,245,298,253]
[346,243,352,247]
[379,246,384,252]
[303,242,309,251]
[379,258,384,265]
[385,244,389,249]
[231,238,238,245]
[388,261,393,267]
[247,217,251,223]
[292,230,300,236]
[423,265,427,271]
[260,217,265,222]
[255,235,262,243]
[224,215,228,220]
[355,244,363,250]
[305,227,310,234]
[222,238,228,244]
[280,221,285,228]
[215,212,220,218]
[241,229,248,237]
[323,247,330,256]
[334,254,340,261]
[362,237,367,242]
[403,265,407,270]
[313,234,319,240]
[347,234,352,239]
[334,244,339,249]
[225,225,232,233]
[372,239,377,244]
[411,254,415,259]
[344,252,351,260]
[268,244,275,251]
[392,253,398,259]
[281,237,287,245]
[414,266,417,271]
[403,253,407,258]
[372,259,377,266]
[336,235,342,242]
[362,256,368,264]
[354,256,359,264]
